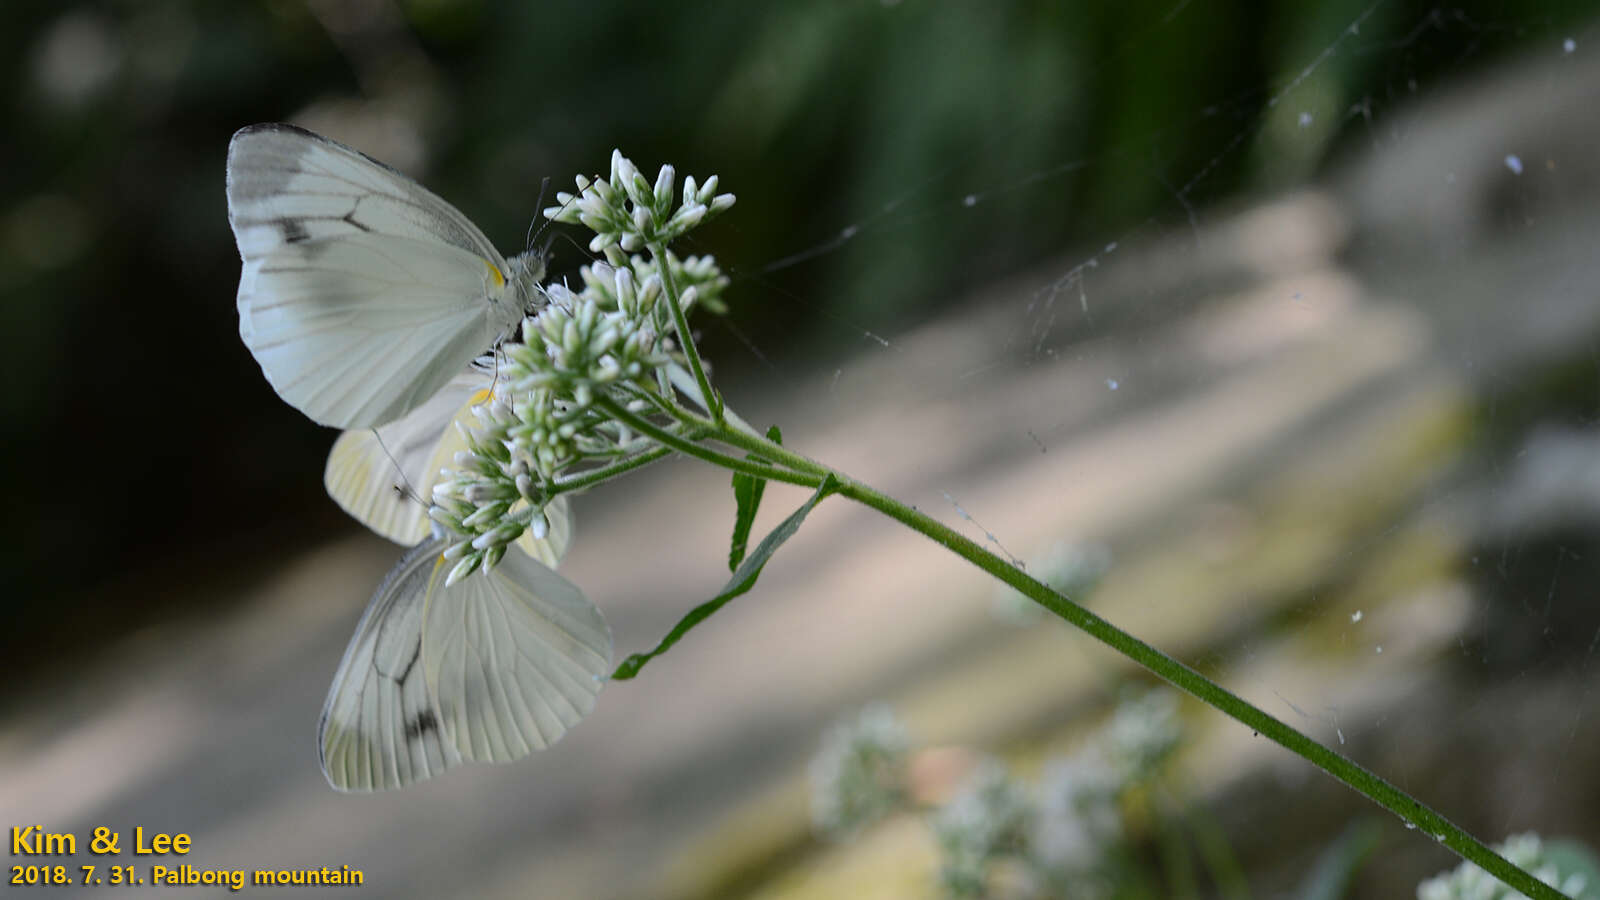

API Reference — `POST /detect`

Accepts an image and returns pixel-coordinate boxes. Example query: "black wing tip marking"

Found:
[229,123,325,158]
[228,122,417,185]
[234,122,317,139]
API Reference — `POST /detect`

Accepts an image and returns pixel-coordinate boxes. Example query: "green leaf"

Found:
[727,425,782,570]
[615,472,834,681]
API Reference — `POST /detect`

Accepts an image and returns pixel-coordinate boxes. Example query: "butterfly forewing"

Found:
[227,123,506,270]
[227,124,525,429]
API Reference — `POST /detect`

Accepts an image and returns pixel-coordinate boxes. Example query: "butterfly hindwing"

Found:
[318,537,610,791]
[422,542,612,764]
[318,540,462,791]
[323,371,488,546]
[324,367,575,565]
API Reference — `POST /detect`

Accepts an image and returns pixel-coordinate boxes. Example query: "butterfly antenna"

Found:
[532,188,584,256]
[487,348,505,397]
[524,175,553,253]
[526,175,585,257]
[551,230,598,263]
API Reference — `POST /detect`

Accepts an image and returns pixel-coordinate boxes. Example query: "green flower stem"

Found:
[675,411,1563,900]
[541,156,1555,896]
[551,445,675,494]
[596,395,1553,895]
[828,477,1565,899]
[595,397,822,489]
[650,241,723,426]
[660,403,834,479]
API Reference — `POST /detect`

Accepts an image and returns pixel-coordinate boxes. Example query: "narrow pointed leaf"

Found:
[615,473,834,680]
[728,425,782,570]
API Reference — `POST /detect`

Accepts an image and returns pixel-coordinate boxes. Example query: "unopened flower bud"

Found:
[696,175,719,204]
[653,164,675,211]
[446,554,479,586]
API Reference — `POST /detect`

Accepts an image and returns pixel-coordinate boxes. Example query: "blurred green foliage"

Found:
[2,0,1591,664]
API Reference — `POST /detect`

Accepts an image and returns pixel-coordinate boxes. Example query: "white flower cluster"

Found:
[806,689,1185,899]
[1101,686,1182,784]
[427,401,545,584]
[1417,833,1595,900]
[545,149,735,253]
[429,151,734,583]
[1024,689,1180,896]
[1030,751,1122,877]
[933,759,1036,898]
[809,704,913,839]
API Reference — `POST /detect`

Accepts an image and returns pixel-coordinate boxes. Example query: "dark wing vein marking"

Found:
[377,635,425,685]
[404,710,439,739]
[229,124,503,265]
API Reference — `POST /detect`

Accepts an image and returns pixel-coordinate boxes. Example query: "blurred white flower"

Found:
[1031,750,1123,874]
[1102,687,1183,783]
[932,758,1035,898]
[808,704,912,839]
[1416,833,1595,900]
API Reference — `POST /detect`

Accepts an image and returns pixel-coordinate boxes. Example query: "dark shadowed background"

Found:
[6,0,1588,647]
[6,0,1600,897]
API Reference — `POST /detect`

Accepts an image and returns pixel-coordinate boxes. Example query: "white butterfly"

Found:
[306,308,593,792]
[226,123,543,429]
[322,362,574,567]
[315,362,596,793]
[318,534,612,791]
[226,124,604,789]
